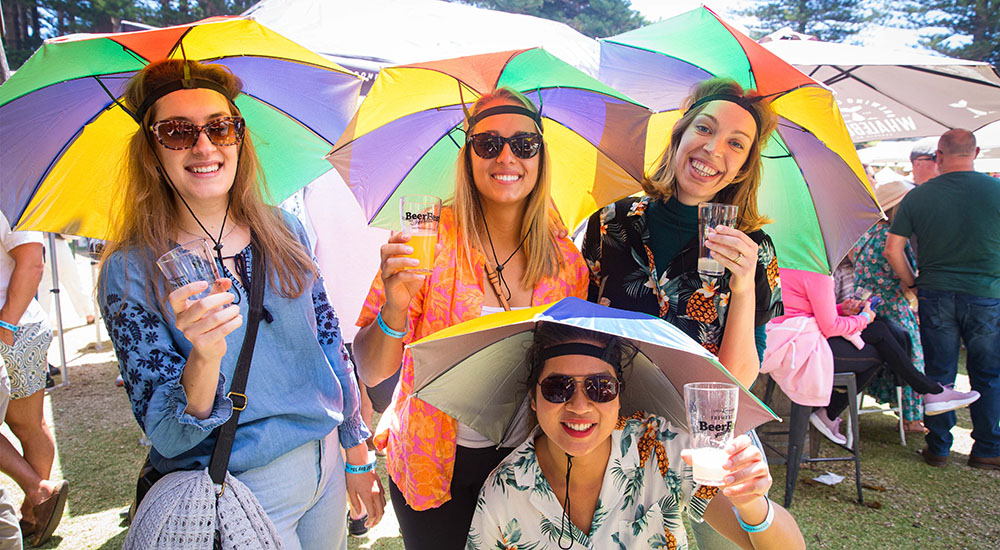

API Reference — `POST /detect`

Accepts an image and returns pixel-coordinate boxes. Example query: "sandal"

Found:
[31,480,68,547]
[903,420,928,434]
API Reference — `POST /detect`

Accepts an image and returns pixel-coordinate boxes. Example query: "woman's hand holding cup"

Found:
[704,225,758,293]
[379,232,432,317]
[681,434,772,508]
[168,278,242,365]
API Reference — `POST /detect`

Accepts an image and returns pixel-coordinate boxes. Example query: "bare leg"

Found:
[4,390,57,522]
[5,390,54,481]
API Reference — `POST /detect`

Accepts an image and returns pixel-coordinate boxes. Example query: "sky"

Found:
[627,0,933,53]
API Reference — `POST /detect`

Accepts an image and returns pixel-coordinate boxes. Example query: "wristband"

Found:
[345,452,377,474]
[733,496,774,533]
[859,311,872,322]
[376,308,408,339]
[0,320,18,333]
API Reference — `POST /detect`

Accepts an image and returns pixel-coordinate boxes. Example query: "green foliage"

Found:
[738,0,876,42]
[1,0,255,70]
[460,0,647,38]
[898,0,1000,65]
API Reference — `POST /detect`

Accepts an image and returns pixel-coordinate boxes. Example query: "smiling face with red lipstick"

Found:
[531,342,621,460]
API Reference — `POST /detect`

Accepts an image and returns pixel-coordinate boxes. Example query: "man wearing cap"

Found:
[909,136,940,185]
[885,129,1000,470]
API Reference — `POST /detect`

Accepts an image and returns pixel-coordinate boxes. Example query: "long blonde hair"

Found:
[452,88,563,287]
[101,59,316,307]
[643,78,778,233]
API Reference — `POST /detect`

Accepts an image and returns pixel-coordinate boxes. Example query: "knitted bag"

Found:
[122,468,282,550]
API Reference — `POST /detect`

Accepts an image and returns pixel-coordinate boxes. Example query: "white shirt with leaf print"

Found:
[467,412,718,550]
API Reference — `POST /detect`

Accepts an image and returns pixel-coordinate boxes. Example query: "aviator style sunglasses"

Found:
[467,132,543,160]
[538,374,621,404]
[149,116,246,150]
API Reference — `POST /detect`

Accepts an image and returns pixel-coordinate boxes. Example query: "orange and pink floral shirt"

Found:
[357,207,588,511]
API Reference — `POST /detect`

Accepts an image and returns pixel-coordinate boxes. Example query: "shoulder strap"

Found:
[208,232,266,485]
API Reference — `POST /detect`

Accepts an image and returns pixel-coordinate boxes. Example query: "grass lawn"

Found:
[3,322,997,549]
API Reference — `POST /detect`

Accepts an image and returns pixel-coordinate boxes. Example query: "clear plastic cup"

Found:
[684,382,739,486]
[698,202,739,276]
[156,239,221,300]
[399,195,441,274]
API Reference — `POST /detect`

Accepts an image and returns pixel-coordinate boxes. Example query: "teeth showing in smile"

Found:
[691,159,720,178]
[564,422,595,432]
[493,174,520,182]
[189,163,221,174]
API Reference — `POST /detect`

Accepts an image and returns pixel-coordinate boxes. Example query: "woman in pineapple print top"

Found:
[467,323,805,550]
[582,78,782,390]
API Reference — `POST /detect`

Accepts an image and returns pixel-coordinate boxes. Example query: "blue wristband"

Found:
[0,320,18,333]
[376,308,408,339]
[345,458,376,474]
[733,496,774,533]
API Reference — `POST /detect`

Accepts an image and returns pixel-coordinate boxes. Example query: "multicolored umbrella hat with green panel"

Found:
[0,17,361,238]
[600,7,882,274]
[327,47,652,232]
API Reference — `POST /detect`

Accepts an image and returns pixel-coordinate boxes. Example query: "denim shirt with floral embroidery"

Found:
[99,211,368,474]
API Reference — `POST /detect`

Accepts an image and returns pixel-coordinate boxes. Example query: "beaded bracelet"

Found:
[0,320,19,333]
[733,496,774,533]
[376,308,408,339]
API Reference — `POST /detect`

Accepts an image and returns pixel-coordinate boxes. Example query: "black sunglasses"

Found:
[467,132,542,160]
[538,374,621,404]
[149,116,245,150]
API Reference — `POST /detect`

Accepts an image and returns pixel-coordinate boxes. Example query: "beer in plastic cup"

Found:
[399,195,441,274]
[698,203,739,276]
[684,382,739,486]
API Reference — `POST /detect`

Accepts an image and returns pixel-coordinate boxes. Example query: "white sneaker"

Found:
[924,384,980,416]
[810,409,847,445]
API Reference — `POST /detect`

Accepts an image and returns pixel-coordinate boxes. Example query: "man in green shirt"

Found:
[885,129,1000,470]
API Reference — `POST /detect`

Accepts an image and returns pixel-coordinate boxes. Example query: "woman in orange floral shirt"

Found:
[353,88,588,549]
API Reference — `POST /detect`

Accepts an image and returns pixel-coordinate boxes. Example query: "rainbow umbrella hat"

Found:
[327,47,652,231]
[0,17,361,238]
[599,7,882,275]
[410,297,778,448]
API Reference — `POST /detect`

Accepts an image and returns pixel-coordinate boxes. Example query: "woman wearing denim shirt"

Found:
[98,59,383,549]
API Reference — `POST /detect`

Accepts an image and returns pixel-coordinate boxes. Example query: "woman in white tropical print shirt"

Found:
[467,323,804,550]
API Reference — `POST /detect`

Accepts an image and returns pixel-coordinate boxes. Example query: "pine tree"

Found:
[738,0,875,42]
[461,0,646,38]
[900,0,1000,65]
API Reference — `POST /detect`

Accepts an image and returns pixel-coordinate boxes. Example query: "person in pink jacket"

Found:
[768,268,978,445]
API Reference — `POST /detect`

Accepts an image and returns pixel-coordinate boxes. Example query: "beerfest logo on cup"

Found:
[699,407,735,437]
[404,212,440,223]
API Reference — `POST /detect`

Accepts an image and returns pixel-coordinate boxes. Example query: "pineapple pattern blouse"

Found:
[582,196,782,355]
[467,412,718,550]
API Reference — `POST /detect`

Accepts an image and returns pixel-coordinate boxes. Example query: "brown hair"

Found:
[101,59,316,307]
[452,87,563,287]
[643,78,778,233]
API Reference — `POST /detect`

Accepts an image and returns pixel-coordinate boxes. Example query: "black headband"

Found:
[134,77,234,124]
[467,104,542,132]
[539,342,618,371]
[687,93,763,134]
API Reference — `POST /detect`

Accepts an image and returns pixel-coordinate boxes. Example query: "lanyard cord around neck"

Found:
[472,189,531,302]
[558,453,574,550]
[144,132,245,305]
[144,131,240,268]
